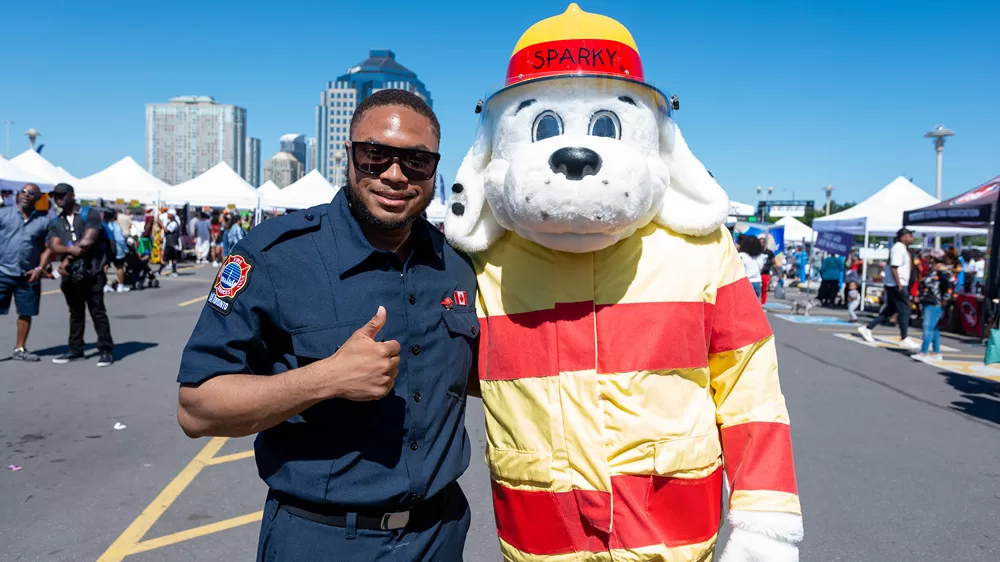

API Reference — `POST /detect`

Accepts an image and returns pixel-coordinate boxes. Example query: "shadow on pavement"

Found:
[14,341,159,361]
[940,372,1000,426]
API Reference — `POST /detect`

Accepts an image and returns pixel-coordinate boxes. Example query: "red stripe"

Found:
[482,301,717,381]
[721,422,798,494]
[506,39,644,87]
[709,278,773,354]
[596,302,709,372]
[492,470,722,555]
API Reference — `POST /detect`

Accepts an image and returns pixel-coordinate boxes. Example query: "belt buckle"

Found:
[380,510,410,530]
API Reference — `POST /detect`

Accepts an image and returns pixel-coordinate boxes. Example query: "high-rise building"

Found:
[145,95,247,185]
[316,49,432,186]
[306,137,317,173]
[279,134,307,169]
[245,136,261,187]
[263,151,304,188]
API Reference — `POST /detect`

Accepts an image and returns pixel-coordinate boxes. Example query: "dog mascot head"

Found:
[446,3,730,254]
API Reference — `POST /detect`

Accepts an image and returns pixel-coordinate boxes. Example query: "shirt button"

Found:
[410,441,419,451]
[409,492,422,502]
[411,344,421,355]
[408,294,416,305]
[413,392,421,402]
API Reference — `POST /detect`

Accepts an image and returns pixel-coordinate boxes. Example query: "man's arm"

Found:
[178,306,401,438]
[891,266,902,288]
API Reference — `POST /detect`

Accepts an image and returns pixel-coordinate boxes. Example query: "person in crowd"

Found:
[796,244,809,285]
[858,228,920,348]
[116,208,133,240]
[0,183,53,361]
[846,279,862,322]
[738,235,764,298]
[188,211,201,239]
[177,89,475,560]
[104,209,130,293]
[195,212,211,264]
[158,210,180,277]
[46,183,115,367]
[951,249,965,293]
[913,249,954,361]
[209,213,223,266]
[758,235,775,305]
[970,251,985,293]
[819,253,844,306]
[225,213,245,251]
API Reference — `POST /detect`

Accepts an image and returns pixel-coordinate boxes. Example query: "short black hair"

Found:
[350,89,440,142]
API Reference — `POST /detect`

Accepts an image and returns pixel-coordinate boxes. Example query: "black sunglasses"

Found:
[350,141,440,181]
[20,188,41,199]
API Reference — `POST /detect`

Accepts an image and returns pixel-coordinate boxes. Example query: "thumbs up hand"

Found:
[317,307,401,401]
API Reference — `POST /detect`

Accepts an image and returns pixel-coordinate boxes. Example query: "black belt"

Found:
[274,491,446,531]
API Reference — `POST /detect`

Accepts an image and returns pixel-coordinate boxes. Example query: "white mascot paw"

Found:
[719,511,803,562]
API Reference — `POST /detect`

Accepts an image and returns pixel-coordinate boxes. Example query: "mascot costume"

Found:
[446,4,802,561]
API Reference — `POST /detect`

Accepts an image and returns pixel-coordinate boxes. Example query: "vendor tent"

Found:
[10,150,77,185]
[256,180,280,198]
[813,176,984,237]
[160,162,260,209]
[0,157,53,191]
[263,170,338,210]
[775,216,814,243]
[425,199,447,226]
[75,156,168,204]
[903,175,1000,228]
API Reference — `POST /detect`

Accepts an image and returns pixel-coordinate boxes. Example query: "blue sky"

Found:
[1,0,997,207]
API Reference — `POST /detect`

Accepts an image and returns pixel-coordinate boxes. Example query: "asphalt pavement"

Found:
[1,268,998,561]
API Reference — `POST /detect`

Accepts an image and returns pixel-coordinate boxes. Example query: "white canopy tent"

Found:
[10,150,78,185]
[74,156,168,204]
[263,170,338,210]
[0,157,54,191]
[256,180,280,198]
[775,216,814,244]
[161,162,261,209]
[425,199,447,227]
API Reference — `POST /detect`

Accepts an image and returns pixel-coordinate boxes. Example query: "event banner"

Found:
[815,231,852,256]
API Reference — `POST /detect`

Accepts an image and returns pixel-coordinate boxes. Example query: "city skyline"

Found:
[1,1,997,205]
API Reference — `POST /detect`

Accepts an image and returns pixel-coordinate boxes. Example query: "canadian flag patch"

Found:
[453,290,468,307]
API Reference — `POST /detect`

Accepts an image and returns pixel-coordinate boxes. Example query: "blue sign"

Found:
[770,226,785,253]
[815,231,852,256]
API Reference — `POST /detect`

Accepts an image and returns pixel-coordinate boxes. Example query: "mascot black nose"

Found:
[549,147,602,180]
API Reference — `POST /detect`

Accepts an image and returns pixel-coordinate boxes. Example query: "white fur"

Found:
[719,511,803,562]
[445,78,730,253]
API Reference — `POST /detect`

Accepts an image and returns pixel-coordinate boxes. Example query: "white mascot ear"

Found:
[445,144,505,253]
[654,117,730,236]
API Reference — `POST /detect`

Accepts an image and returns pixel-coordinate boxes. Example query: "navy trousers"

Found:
[256,484,471,561]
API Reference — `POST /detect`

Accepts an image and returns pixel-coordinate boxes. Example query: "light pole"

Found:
[925,125,954,249]
[25,128,41,151]
[756,185,773,221]
[1,120,12,158]
[823,184,834,216]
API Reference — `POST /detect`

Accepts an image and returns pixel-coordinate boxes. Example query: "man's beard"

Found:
[345,177,430,230]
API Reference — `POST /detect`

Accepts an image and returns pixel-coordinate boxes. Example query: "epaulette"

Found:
[243,205,327,253]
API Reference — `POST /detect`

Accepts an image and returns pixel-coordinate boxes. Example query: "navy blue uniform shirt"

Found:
[179,190,478,509]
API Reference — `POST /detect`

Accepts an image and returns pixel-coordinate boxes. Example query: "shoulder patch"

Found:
[207,254,253,314]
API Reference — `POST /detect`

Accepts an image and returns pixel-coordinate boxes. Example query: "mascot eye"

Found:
[532,111,563,142]
[589,111,621,139]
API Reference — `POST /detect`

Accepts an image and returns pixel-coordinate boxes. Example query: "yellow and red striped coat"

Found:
[472,224,800,562]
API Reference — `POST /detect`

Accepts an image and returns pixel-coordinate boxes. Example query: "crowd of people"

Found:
[0,181,261,365]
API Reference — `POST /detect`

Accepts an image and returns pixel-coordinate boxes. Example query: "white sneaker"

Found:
[899,337,922,350]
[928,353,944,361]
[116,285,130,293]
[857,326,875,343]
[911,353,928,361]
[103,285,114,293]
[211,262,219,267]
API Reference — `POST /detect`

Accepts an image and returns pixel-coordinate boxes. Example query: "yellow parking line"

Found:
[205,449,255,465]
[42,289,61,296]
[96,437,228,562]
[126,511,263,556]
[178,295,207,307]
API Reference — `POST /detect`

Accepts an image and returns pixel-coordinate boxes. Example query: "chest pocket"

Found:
[441,310,479,397]
[289,320,364,365]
